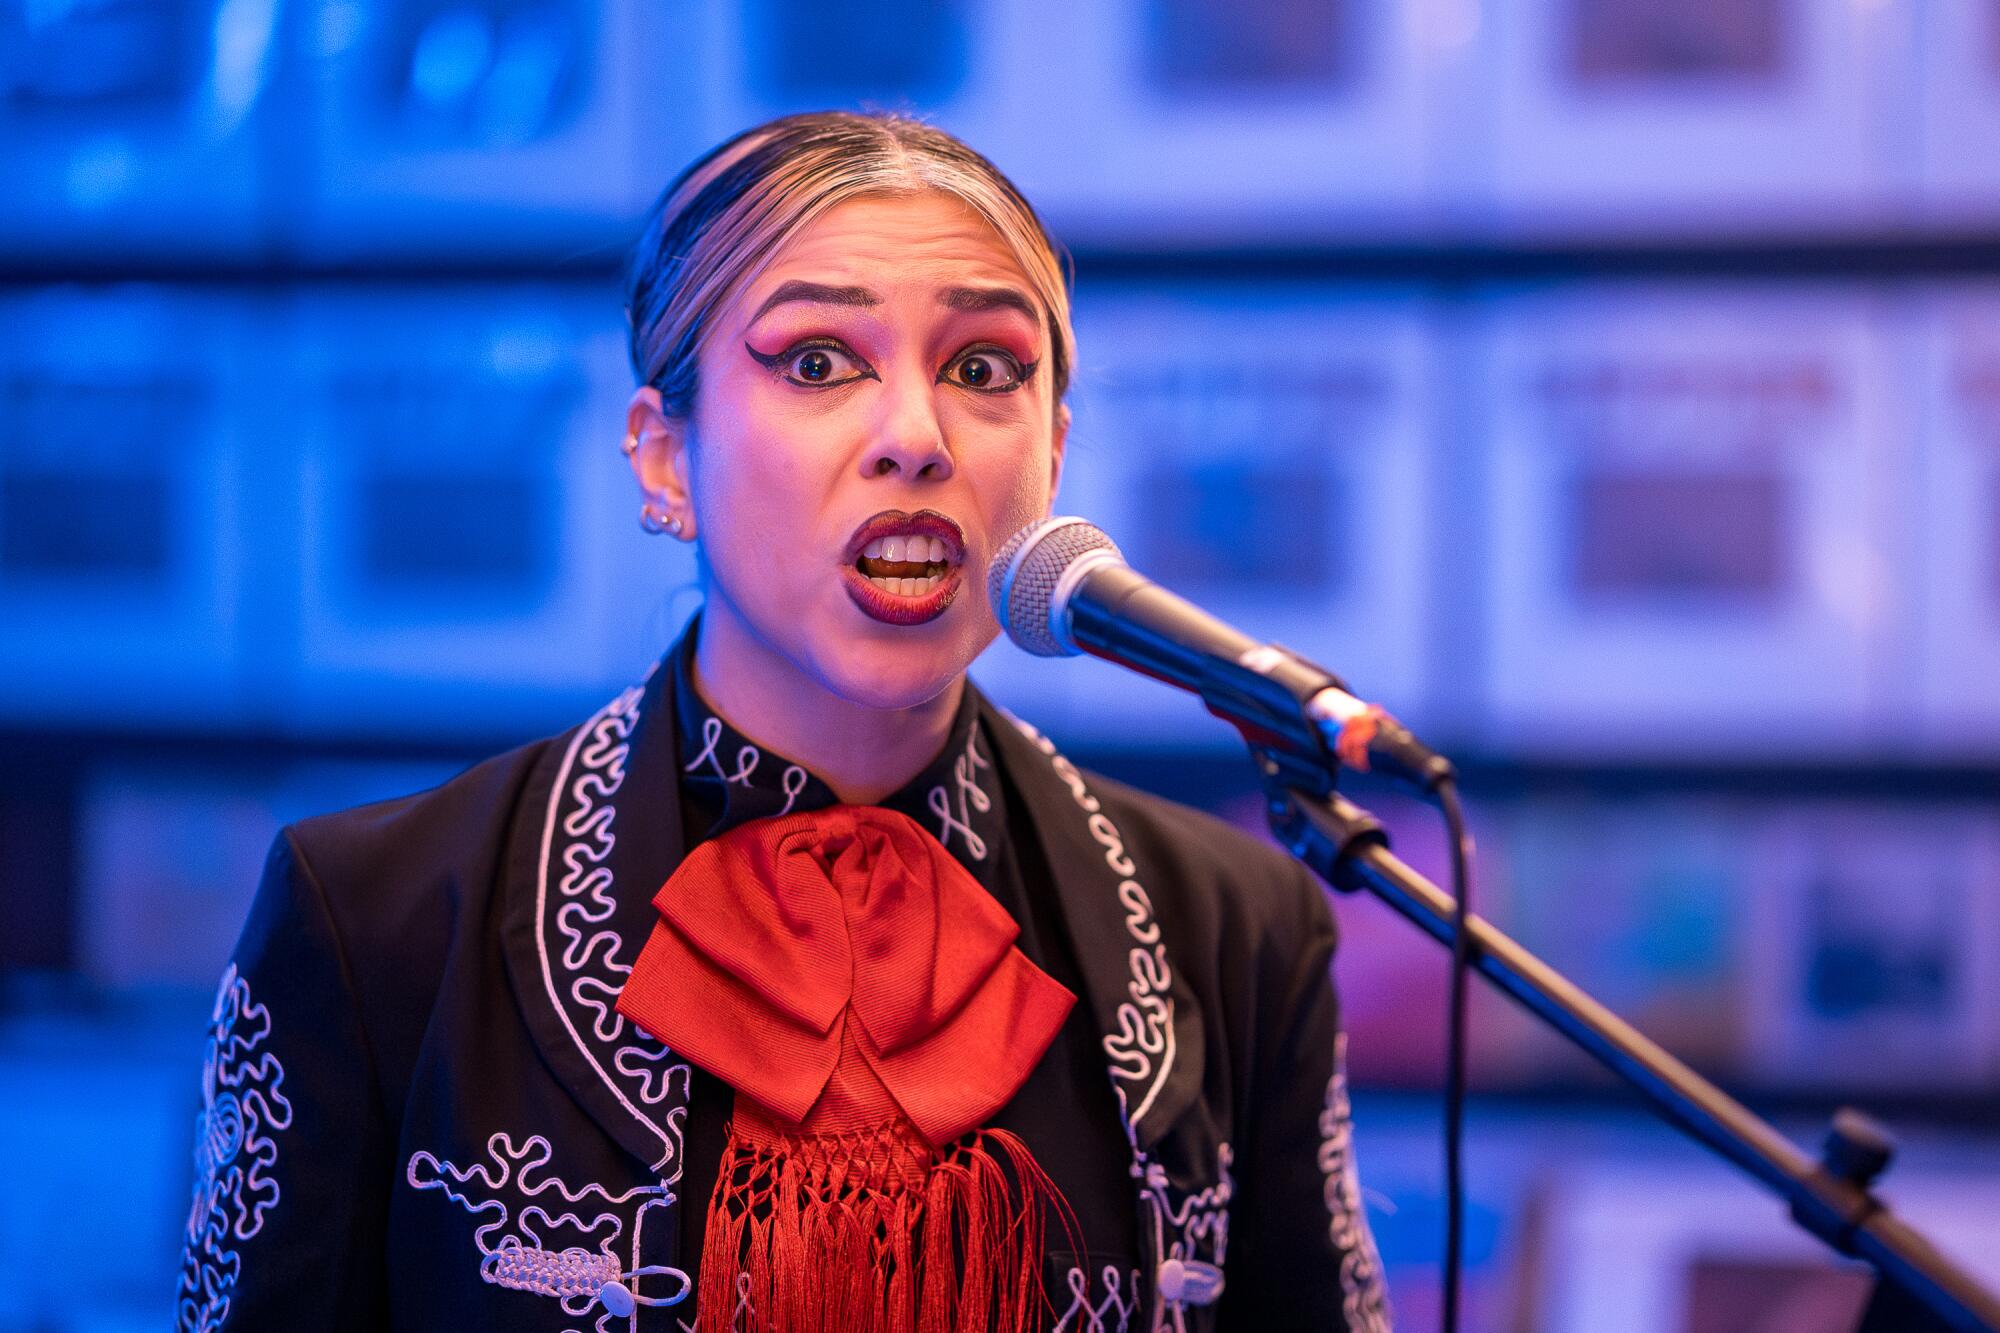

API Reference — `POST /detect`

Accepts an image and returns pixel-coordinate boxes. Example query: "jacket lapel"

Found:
[978,695,1206,1153]
[500,661,697,1179]
[983,697,1244,1330]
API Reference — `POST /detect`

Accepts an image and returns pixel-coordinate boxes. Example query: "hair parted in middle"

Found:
[623,110,1076,425]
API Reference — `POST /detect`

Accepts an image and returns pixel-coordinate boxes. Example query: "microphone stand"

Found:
[988,521,1995,1328]
[1257,762,2000,1333]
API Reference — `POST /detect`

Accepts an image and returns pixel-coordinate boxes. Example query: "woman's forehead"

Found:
[745,193,1034,311]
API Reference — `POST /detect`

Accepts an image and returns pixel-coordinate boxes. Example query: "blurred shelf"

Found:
[12,233,2000,286]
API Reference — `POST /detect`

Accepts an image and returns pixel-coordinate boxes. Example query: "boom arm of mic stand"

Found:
[1267,781,2000,1333]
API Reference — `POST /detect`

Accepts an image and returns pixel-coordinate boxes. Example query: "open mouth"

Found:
[854,534,955,597]
[842,510,966,625]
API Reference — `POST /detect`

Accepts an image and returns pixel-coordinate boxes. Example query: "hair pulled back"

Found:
[624,111,1075,422]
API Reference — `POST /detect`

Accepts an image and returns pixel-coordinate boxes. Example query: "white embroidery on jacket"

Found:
[178,963,293,1332]
[777,762,808,814]
[537,686,692,1178]
[407,1131,687,1328]
[1319,1034,1391,1331]
[681,714,808,815]
[925,719,993,860]
[1053,1263,1142,1332]
[682,716,754,785]
[1005,714,1176,1126]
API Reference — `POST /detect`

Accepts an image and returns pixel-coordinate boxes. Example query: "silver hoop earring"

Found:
[639,505,671,535]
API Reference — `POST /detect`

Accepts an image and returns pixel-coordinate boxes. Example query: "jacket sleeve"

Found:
[176,828,392,1331]
[1219,864,1392,1331]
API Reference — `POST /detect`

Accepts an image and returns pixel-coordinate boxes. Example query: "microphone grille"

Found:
[987,517,1123,657]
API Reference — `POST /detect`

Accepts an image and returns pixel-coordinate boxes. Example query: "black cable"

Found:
[1435,777,1474,1333]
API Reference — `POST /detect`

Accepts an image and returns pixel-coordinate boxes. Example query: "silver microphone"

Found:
[988,516,1452,790]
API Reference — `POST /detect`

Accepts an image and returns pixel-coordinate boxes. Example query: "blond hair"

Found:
[624,111,1075,422]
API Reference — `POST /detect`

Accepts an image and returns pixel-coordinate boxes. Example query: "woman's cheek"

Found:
[965,421,1055,507]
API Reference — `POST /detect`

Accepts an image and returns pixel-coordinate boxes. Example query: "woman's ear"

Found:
[625,386,696,540]
[1048,402,1070,507]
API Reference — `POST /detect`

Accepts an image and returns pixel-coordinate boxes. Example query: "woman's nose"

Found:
[862,377,954,481]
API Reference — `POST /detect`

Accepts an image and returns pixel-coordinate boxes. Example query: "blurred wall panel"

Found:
[1476,285,1901,757]
[1538,1159,2000,1333]
[996,0,1445,244]
[0,285,257,728]
[1916,1,2000,227]
[285,283,675,736]
[78,759,459,990]
[1477,0,1907,236]
[1743,804,2000,1093]
[80,773,278,991]
[0,1030,193,1328]
[691,0,1451,246]
[973,285,1436,748]
[1916,286,2000,752]
[293,0,695,259]
[688,1,1011,213]
[0,0,275,261]
[1496,796,1753,1083]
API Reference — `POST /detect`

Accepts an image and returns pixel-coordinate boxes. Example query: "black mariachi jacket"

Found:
[175,648,1391,1332]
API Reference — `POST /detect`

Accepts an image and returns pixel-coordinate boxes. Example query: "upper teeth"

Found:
[862,535,948,563]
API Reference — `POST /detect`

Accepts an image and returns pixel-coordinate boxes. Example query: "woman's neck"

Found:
[689,603,964,806]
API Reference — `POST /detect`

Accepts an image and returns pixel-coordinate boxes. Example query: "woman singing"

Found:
[177,111,1390,1332]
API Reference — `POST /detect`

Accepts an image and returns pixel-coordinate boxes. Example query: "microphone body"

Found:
[990,518,1452,791]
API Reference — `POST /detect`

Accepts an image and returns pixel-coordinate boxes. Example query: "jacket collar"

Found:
[666,612,1006,873]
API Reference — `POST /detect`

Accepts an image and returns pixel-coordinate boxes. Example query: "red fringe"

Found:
[696,1116,1076,1333]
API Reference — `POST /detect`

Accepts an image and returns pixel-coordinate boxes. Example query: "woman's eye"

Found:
[943,348,1028,393]
[784,344,866,385]
[745,339,873,387]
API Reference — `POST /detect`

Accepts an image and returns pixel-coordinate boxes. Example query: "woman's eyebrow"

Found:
[748,280,880,324]
[939,286,1038,322]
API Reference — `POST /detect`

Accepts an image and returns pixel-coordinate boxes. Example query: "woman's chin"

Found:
[804,631,968,711]
[817,661,963,713]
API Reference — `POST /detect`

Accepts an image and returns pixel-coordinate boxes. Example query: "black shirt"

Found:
[663,622,1139,1296]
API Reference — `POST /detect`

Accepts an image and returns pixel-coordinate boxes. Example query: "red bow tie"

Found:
[616,804,1074,1144]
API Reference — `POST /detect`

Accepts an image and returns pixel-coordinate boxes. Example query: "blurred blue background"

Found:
[5,1,2000,1329]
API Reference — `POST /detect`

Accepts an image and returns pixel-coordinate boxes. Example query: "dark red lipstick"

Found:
[841,509,966,626]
